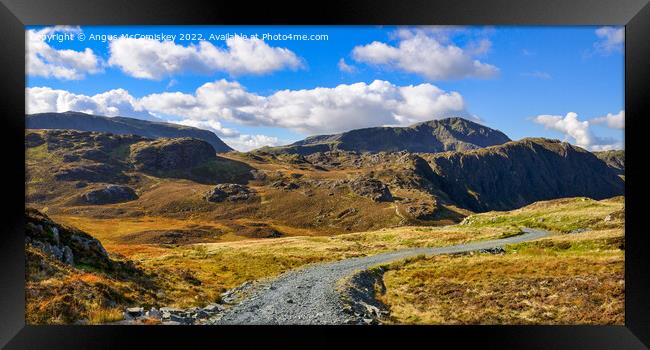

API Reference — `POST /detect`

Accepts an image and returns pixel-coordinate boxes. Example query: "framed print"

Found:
[1,0,649,348]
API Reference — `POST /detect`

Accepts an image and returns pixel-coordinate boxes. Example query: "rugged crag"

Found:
[26,208,111,268]
[259,117,511,155]
[594,150,625,176]
[421,138,625,212]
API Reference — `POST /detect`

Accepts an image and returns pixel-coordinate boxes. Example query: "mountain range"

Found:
[25,112,624,228]
[259,117,511,155]
[26,111,233,152]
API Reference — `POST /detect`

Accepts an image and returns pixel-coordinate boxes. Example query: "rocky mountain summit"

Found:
[260,117,511,155]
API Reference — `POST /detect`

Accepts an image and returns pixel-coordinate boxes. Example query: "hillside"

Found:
[25,129,626,325]
[420,138,625,212]
[26,111,233,152]
[259,117,511,155]
[593,150,625,176]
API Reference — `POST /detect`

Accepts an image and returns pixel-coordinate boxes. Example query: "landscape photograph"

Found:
[24,25,625,325]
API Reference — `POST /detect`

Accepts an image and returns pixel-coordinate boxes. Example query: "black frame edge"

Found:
[1,0,649,348]
[625,1,650,348]
[0,1,26,348]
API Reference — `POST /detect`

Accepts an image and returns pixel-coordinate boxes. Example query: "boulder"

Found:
[270,180,300,191]
[81,185,138,205]
[126,307,144,318]
[348,178,393,202]
[205,184,254,203]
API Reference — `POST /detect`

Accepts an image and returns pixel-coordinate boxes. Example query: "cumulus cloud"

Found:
[108,36,302,80]
[592,110,624,129]
[337,58,356,73]
[139,79,472,135]
[26,86,160,121]
[27,79,472,148]
[26,26,102,80]
[222,134,282,152]
[532,112,622,150]
[351,28,498,80]
[173,119,240,138]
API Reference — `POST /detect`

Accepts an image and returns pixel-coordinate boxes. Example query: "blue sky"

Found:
[26,25,624,151]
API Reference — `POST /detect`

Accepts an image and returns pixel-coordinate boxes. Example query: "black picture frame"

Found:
[1,0,648,348]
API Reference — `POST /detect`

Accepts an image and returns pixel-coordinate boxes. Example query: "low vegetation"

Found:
[374,197,624,325]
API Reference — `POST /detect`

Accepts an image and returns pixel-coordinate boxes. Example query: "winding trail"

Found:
[213,228,550,325]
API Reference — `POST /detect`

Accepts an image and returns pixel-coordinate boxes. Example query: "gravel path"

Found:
[213,228,550,325]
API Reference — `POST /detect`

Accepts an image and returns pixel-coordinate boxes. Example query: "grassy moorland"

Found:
[375,197,624,325]
[29,197,623,324]
[24,128,625,324]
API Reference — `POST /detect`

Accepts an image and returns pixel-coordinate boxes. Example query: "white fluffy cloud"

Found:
[337,58,356,73]
[223,134,282,152]
[26,26,102,80]
[26,86,159,121]
[27,79,472,150]
[532,112,622,151]
[594,27,624,53]
[173,119,240,138]
[108,37,302,80]
[170,119,281,151]
[592,110,624,129]
[351,28,498,80]
[139,79,471,135]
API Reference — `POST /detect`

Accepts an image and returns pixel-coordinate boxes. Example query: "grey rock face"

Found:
[81,185,138,205]
[205,184,255,203]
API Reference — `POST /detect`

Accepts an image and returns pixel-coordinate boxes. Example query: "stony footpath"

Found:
[118,228,549,325]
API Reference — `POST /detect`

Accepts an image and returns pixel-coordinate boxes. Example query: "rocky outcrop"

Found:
[129,138,216,172]
[422,138,625,212]
[205,184,255,202]
[260,117,510,155]
[25,208,111,269]
[594,150,625,175]
[81,185,138,204]
[349,178,393,202]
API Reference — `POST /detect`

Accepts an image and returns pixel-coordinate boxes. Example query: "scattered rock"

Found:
[126,307,144,318]
[478,247,506,254]
[81,185,138,205]
[205,184,255,203]
[348,177,393,202]
[146,308,162,319]
[271,180,300,191]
